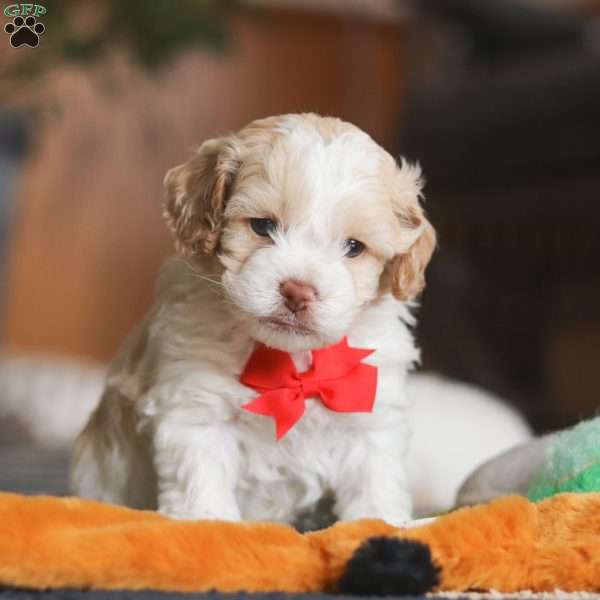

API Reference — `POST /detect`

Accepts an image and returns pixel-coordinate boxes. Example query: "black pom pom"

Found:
[338,537,441,596]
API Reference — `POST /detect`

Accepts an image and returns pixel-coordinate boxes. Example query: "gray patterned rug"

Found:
[0,444,69,496]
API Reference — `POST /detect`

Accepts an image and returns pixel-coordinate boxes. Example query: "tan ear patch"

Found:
[163,137,239,256]
[390,219,437,301]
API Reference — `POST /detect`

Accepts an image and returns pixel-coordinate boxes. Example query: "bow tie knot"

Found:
[240,337,378,440]
[298,372,319,398]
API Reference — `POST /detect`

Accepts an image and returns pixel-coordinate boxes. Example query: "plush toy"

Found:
[458,417,600,508]
[528,417,600,501]
[1,491,600,595]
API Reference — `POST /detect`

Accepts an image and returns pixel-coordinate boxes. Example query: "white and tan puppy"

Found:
[70,113,436,525]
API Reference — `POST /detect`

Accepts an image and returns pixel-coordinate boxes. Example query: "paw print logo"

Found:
[4,15,45,48]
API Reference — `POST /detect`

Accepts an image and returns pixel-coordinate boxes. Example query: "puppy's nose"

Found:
[279,279,317,313]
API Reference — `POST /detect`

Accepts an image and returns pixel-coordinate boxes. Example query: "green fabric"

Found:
[527,417,600,501]
[529,462,600,501]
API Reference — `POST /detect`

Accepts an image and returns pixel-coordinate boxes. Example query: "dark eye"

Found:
[250,218,276,238]
[344,239,365,258]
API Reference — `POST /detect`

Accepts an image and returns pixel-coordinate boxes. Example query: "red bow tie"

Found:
[240,337,378,440]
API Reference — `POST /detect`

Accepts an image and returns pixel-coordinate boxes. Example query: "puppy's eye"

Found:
[250,218,277,238]
[344,239,365,258]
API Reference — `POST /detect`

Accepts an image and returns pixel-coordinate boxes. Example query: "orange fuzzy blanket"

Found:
[1,491,599,594]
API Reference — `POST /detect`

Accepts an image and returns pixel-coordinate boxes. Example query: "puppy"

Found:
[70,113,436,525]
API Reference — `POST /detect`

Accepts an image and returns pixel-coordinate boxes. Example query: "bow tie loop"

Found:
[240,344,300,391]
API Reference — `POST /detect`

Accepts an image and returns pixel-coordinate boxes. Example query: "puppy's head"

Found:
[164,114,436,352]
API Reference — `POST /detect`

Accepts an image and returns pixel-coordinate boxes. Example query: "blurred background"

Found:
[0,0,599,493]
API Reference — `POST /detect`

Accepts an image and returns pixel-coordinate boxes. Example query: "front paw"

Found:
[337,503,412,527]
[352,513,411,528]
[376,514,412,528]
[158,492,241,521]
[158,504,241,521]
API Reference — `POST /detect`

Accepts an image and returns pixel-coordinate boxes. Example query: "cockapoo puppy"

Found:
[70,113,436,525]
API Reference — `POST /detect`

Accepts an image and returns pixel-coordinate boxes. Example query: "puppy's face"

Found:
[164,114,436,352]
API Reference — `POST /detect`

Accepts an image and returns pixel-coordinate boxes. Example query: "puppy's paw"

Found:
[378,514,413,528]
[158,504,241,521]
[337,506,412,527]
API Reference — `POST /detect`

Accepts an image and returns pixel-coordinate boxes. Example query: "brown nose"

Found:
[279,279,317,313]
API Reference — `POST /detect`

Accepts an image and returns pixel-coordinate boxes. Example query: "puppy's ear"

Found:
[389,217,436,301]
[385,161,437,301]
[163,136,240,256]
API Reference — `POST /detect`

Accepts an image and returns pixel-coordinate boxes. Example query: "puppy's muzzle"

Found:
[279,279,317,315]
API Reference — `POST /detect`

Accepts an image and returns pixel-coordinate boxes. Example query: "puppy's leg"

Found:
[154,419,241,520]
[71,389,155,510]
[333,441,412,526]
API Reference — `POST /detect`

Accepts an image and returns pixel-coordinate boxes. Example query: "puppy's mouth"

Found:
[258,316,315,336]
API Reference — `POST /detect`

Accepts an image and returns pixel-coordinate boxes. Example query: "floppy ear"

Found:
[163,136,240,256]
[389,217,437,301]
[385,161,437,302]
